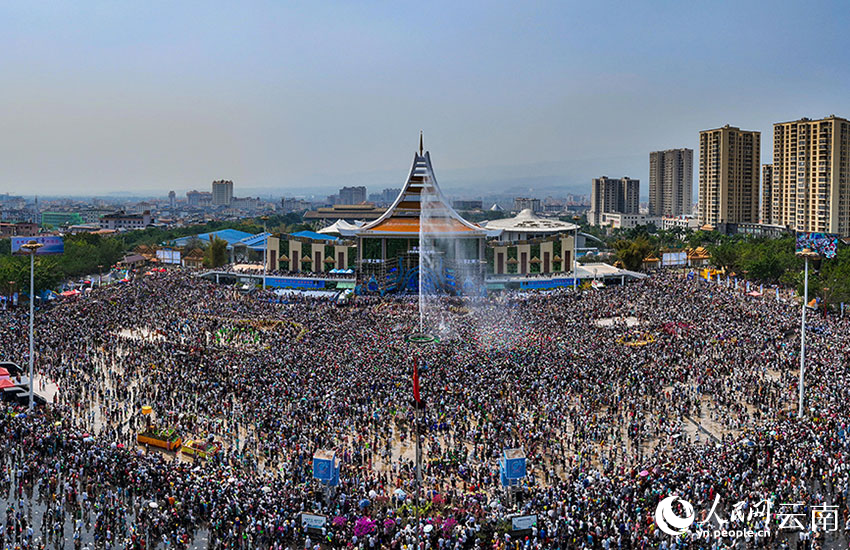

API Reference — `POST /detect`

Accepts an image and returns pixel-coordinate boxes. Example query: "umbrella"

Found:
[638,470,650,477]
[261,486,272,493]
[424,524,434,534]
[358,498,371,508]
[149,502,158,509]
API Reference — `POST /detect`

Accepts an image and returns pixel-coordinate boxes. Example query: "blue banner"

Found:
[264,277,326,290]
[520,278,576,290]
[11,236,64,255]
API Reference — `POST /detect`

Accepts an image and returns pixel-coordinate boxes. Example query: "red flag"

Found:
[413,358,422,404]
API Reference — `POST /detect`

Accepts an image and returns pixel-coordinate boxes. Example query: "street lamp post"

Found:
[97,264,103,286]
[796,247,819,419]
[405,332,438,550]
[7,281,14,309]
[261,215,269,290]
[572,216,580,291]
[21,240,43,411]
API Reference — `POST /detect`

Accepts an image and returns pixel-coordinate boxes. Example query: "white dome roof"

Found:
[485,209,579,233]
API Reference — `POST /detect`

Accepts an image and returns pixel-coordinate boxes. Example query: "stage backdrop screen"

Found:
[795,232,838,259]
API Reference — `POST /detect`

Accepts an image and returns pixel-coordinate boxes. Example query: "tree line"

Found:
[602,224,850,311]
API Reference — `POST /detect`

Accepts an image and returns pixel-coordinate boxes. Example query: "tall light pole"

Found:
[796,247,819,419]
[572,216,580,291]
[261,215,269,290]
[7,281,14,308]
[406,333,437,550]
[21,240,43,411]
[97,264,103,286]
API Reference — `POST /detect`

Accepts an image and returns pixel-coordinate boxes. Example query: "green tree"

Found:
[612,236,654,271]
[204,237,228,268]
[707,241,739,272]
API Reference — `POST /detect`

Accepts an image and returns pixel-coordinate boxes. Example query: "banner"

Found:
[11,236,64,255]
[511,514,538,531]
[795,232,838,259]
[300,513,327,533]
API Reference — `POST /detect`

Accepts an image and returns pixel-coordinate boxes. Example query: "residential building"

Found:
[212,180,234,206]
[649,148,693,217]
[513,197,542,213]
[339,186,367,205]
[588,176,639,226]
[280,197,311,213]
[769,115,850,235]
[0,222,38,237]
[762,164,773,224]
[99,210,153,230]
[168,191,176,208]
[698,125,760,229]
[79,208,113,224]
[381,188,401,203]
[41,211,84,228]
[187,190,212,207]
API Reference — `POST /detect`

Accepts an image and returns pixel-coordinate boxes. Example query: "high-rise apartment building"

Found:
[769,115,850,235]
[513,197,542,213]
[187,190,212,207]
[588,176,639,226]
[762,165,773,224]
[649,148,693,217]
[212,180,234,206]
[698,125,760,228]
[339,186,367,205]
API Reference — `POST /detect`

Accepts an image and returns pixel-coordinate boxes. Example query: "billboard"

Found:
[795,232,838,259]
[11,236,64,255]
[661,251,687,267]
[156,248,182,265]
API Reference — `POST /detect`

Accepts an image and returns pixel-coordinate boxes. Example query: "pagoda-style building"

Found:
[356,136,487,294]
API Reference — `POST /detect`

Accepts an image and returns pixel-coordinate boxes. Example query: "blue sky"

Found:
[1,1,849,197]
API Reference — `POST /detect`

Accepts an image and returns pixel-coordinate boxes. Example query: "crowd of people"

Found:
[0,268,846,549]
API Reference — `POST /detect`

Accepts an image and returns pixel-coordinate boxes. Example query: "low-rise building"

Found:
[99,210,153,230]
[660,216,701,231]
[600,212,660,229]
[0,222,38,237]
[41,212,83,228]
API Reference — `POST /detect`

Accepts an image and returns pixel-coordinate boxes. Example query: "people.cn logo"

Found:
[655,496,696,536]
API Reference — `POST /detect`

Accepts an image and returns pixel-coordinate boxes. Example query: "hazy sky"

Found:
[2,1,849,197]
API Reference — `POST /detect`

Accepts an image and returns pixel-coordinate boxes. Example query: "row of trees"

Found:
[0,233,125,296]
[0,212,312,294]
[607,226,850,311]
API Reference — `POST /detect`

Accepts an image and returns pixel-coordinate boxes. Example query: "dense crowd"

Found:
[0,269,846,549]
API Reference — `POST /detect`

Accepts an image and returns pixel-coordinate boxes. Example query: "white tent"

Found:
[318,219,365,237]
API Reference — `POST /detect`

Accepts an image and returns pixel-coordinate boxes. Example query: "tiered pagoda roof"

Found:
[357,135,486,238]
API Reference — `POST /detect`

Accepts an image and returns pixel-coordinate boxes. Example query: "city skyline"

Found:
[1,1,850,196]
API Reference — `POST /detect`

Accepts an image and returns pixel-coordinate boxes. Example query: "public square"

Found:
[0,269,844,549]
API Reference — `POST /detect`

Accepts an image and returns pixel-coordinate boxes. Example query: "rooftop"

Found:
[358,137,486,237]
[485,209,579,233]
